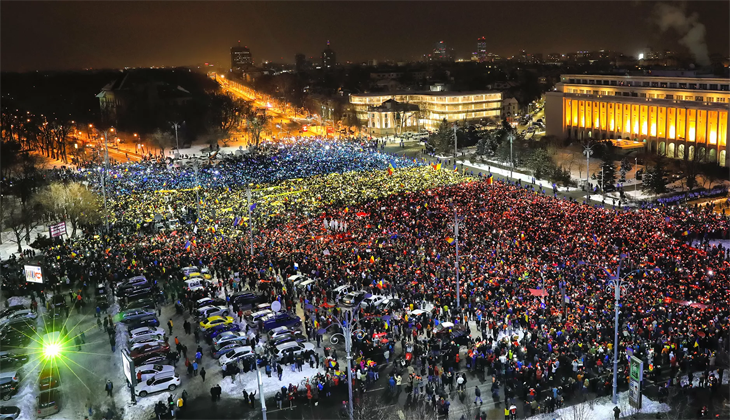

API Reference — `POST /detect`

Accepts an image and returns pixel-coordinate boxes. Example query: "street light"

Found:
[305,304,378,420]
[577,257,660,404]
[583,143,594,201]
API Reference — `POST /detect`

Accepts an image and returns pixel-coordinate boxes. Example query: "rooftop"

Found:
[351,90,500,97]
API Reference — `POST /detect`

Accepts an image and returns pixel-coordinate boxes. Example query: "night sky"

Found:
[2,1,728,72]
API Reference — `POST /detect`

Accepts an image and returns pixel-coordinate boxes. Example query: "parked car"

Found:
[135,373,180,397]
[262,313,301,331]
[124,298,156,311]
[38,366,60,391]
[36,389,60,417]
[273,342,316,362]
[180,266,200,277]
[126,316,160,330]
[130,338,166,352]
[0,310,37,327]
[332,285,352,301]
[0,376,19,402]
[120,308,156,324]
[130,343,170,364]
[231,292,264,312]
[244,309,273,325]
[128,327,166,343]
[218,346,254,366]
[0,306,26,320]
[212,331,246,348]
[211,342,248,359]
[199,316,234,331]
[0,352,28,369]
[134,364,175,382]
[125,287,152,301]
[360,295,387,310]
[266,326,301,342]
[0,406,20,420]
[195,306,229,321]
[0,330,31,349]
[204,323,242,342]
[341,291,368,307]
[195,297,226,310]
[270,334,305,347]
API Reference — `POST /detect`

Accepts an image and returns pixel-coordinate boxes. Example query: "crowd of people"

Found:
[6,138,729,418]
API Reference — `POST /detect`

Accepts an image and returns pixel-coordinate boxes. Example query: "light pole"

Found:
[254,345,268,420]
[306,304,375,420]
[578,257,659,404]
[99,127,114,233]
[453,123,458,161]
[583,143,594,201]
[247,186,254,256]
[634,157,638,195]
[170,121,183,153]
[192,158,201,219]
[509,130,514,179]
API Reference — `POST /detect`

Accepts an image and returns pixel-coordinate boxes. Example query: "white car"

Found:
[129,333,164,346]
[333,285,351,301]
[274,342,316,362]
[128,327,166,342]
[180,266,199,277]
[267,326,297,341]
[130,338,166,352]
[245,309,273,324]
[195,306,228,320]
[218,346,254,366]
[360,295,387,310]
[135,364,175,382]
[135,372,180,397]
[212,331,246,347]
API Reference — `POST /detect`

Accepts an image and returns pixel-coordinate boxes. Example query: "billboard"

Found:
[49,222,67,238]
[24,265,43,284]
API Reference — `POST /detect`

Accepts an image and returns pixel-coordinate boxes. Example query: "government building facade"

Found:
[350,91,502,135]
[545,74,729,166]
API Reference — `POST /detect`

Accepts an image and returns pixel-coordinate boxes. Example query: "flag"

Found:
[453,165,458,172]
[370,255,375,263]
[436,163,442,171]
[250,203,257,212]
[294,262,299,269]
[233,217,240,226]
[592,234,599,244]
[446,237,455,244]
[357,255,362,263]
[486,175,493,185]
[602,268,615,279]
[344,207,349,213]
[184,241,192,251]
[387,163,394,176]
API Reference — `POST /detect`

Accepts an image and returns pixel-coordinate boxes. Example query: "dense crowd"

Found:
[8,139,729,418]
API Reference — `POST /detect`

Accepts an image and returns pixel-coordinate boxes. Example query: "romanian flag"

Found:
[208,226,216,233]
[370,255,375,263]
[453,165,458,172]
[486,175,493,185]
[184,240,192,251]
[446,237,455,245]
[387,163,395,176]
[238,217,245,226]
[357,255,362,263]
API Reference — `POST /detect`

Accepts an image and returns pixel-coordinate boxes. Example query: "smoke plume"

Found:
[652,2,710,66]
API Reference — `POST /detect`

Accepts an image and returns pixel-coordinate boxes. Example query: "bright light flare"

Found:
[43,342,62,359]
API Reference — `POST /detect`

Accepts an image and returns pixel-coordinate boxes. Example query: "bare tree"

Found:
[148,129,175,155]
[37,182,102,237]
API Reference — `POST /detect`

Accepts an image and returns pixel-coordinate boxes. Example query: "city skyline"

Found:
[1,1,729,71]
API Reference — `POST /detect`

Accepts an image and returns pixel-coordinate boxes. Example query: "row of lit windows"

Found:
[564,99,728,146]
[566,88,729,103]
[563,78,730,91]
[351,94,501,105]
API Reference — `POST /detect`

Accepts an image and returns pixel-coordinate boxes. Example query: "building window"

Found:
[684,96,693,101]
[709,84,718,90]
[611,81,617,86]
[623,92,631,97]
[721,85,729,91]
[665,94,673,99]
[640,93,647,98]
[615,92,622,96]
[699,84,708,90]
[669,83,677,88]
[695,96,703,101]
[660,82,667,88]
[689,83,697,89]
[679,83,687,89]
[651,82,659,87]
[643,82,650,87]
[718,98,727,103]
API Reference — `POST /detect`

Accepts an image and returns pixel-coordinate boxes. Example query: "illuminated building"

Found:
[322,41,336,70]
[546,74,730,166]
[350,90,502,132]
[231,42,253,71]
[476,37,487,62]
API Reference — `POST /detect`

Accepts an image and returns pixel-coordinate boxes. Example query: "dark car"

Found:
[262,313,301,331]
[0,306,26,319]
[37,389,60,417]
[126,316,160,331]
[125,298,156,311]
[130,343,170,364]
[118,282,150,298]
[95,285,108,298]
[270,334,306,347]
[0,330,32,349]
[231,293,264,312]
[0,377,19,402]
[38,367,60,391]
[204,323,242,342]
[0,352,29,369]
[0,406,21,419]
[125,287,152,301]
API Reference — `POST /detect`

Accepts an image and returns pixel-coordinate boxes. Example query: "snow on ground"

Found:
[530,390,670,420]
[219,363,324,398]
[0,225,49,260]
[13,379,38,420]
